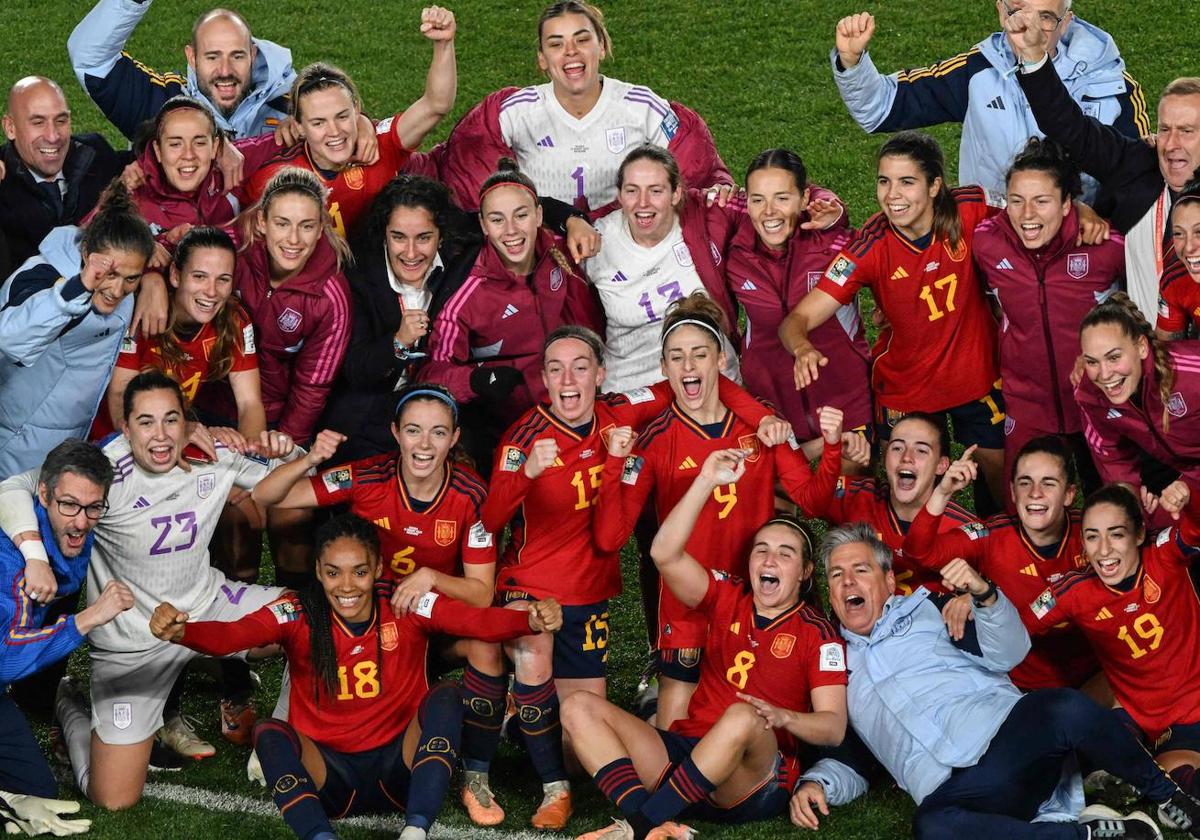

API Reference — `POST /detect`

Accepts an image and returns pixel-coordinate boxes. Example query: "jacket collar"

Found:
[242,234,341,296]
[841,588,931,647]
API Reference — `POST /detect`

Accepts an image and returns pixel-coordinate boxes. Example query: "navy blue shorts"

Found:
[501,592,609,679]
[877,385,1007,450]
[1112,707,1200,756]
[658,647,703,684]
[316,731,410,818]
[655,729,789,823]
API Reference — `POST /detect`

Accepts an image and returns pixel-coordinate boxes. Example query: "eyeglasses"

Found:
[999,0,1067,31]
[50,494,109,520]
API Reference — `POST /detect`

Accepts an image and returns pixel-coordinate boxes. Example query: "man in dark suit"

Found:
[0,77,126,279]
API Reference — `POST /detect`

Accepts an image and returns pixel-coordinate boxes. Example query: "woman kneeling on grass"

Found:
[564,449,848,840]
[149,514,561,840]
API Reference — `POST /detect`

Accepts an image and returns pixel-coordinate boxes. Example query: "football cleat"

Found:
[461,770,505,826]
[531,780,572,830]
[1081,811,1162,840]
[575,819,634,840]
[1158,788,1200,836]
[219,699,257,746]
[147,740,187,772]
[158,714,215,760]
[646,822,696,840]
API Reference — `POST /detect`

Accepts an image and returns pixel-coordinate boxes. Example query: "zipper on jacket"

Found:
[1034,264,1066,432]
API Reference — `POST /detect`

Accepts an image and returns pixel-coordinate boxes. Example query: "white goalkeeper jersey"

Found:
[498,77,680,210]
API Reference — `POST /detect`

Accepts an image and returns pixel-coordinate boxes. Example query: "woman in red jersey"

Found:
[596,293,849,731]
[565,450,846,840]
[973,137,1125,490]
[1033,483,1200,810]
[237,7,457,240]
[99,227,263,441]
[1158,179,1200,341]
[150,513,561,840]
[1077,293,1200,514]
[780,130,1008,513]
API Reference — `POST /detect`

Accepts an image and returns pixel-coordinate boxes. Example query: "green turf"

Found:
[2,0,1194,836]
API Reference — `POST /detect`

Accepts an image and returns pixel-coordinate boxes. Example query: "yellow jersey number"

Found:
[571,465,605,511]
[1117,612,1164,659]
[725,650,756,690]
[918,273,958,322]
[336,660,380,700]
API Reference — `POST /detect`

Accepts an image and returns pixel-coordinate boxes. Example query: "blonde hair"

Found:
[240,167,352,268]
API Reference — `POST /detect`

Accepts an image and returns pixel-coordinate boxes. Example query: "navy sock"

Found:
[405,682,464,831]
[640,755,715,826]
[513,679,566,783]
[253,719,332,840]
[1172,765,1200,798]
[460,665,506,772]
[594,757,649,818]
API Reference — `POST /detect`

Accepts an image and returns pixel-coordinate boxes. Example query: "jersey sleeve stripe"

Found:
[624,90,670,118]
[512,415,551,450]
[845,215,890,259]
[1050,568,1094,597]
[500,87,541,112]
[895,48,979,83]
[635,411,674,448]
[797,606,839,640]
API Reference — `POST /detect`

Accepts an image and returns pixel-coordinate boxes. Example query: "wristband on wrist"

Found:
[18,540,49,565]
[973,579,998,606]
[393,336,411,360]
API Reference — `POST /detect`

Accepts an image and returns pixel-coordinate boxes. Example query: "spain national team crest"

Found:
[196,472,216,499]
[806,271,822,293]
[673,242,693,267]
[1067,253,1090,279]
[112,702,132,731]
[605,127,627,154]
[1167,391,1188,418]
[550,267,563,291]
[737,434,762,463]
[380,621,399,651]
[770,633,796,659]
[434,519,457,547]
[946,238,968,263]
[1144,574,1162,604]
[343,166,365,191]
[277,308,303,333]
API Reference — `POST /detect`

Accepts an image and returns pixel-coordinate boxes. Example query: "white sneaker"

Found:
[246,750,266,787]
[157,714,215,760]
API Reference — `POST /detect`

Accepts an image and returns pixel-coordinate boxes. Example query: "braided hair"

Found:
[299,514,385,705]
[1080,292,1176,430]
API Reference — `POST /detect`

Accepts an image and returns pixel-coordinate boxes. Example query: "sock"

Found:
[594,757,649,817]
[405,683,464,832]
[275,569,311,592]
[253,719,332,840]
[1171,765,1200,798]
[460,665,506,772]
[513,679,566,784]
[56,690,91,795]
[639,755,716,827]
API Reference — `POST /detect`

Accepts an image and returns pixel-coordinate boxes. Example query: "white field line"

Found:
[142,782,570,839]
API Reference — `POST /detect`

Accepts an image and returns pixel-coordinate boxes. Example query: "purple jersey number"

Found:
[636,280,685,323]
[149,511,199,555]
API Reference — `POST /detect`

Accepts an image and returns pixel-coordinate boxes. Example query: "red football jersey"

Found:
[903,508,1097,690]
[310,458,495,582]
[595,403,842,648]
[178,591,532,752]
[1036,518,1200,739]
[817,187,1001,412]
[1158,252,1200,336]
[672,573,847,792]
[240,113,412,240]
[806,476,977,596]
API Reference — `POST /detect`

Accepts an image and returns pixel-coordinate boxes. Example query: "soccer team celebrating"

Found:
[2,0,1200,838]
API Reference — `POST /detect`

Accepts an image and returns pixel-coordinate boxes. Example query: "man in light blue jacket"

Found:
[830,1,1147,202]
[0,209,154,478]
[67,0,294,142]
[789,522,1200,839]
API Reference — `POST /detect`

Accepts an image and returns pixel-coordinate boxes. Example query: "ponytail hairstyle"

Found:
[537,1,612,57]
[82,179,156,264]
[160,226,241,381]
[660,291,728,353]
[1006,136,1083,202]
[479,157,576,277]
[618,143,684,209]
[1079,292,1175,430]
[290,61,362,122]
[745,147,808,193]
[392,382,471,466]
[878,131,960,248]
[1081,483,1145,544]
[758,514,823,614]
[300,514,385,705]
[240,166,352,268]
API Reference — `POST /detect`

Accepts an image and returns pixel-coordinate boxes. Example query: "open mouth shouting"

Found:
[680,375,703,400]
[148,442,176,467]
[561,61,588,82]
[894,468,918,493]
[757,571,781,598]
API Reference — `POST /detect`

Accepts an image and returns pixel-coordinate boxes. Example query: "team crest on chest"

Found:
[277,308,303,333]
[605,127,627,154]
[1143,575,1162,604]
[807,271,822,293]
[196,472,216,499]
[737,434,761,463]
[380,621,399,651]
[550,267,564,291]
[1066,253,1090,279]
[673,242,693,267]
[434,519,457,546]
[770,633,796,659]
[343,166,365,190]
[1167,392,1188,418]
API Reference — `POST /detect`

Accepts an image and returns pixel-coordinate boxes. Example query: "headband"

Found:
[479,179,538,207]
[395,388,459,422]
[662,317,722,346]
[764,516,815,560]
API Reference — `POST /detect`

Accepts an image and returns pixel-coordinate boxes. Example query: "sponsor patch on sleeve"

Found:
[269,600,302,624]
[823,255,856,287]
[660,110,680,140]
[241,323,257,354]
[321,466,353,493]
[1030,589,1056,620]
[501,446,527,473]
[621,455,644,485]
[376,115,395,135]
[120,334,137,354]
[961,522,989,541]
[624,387,655,405]
[468,521,494,549]
[819,642,846,672]
[415,591,439,618]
